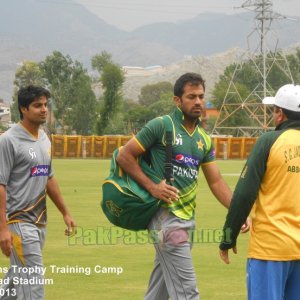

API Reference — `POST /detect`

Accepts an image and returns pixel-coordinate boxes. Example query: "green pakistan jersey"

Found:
[220,119,300,260]
[135,107,215,220]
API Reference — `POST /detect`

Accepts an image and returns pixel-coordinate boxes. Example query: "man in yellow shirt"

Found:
[219,84,300,300]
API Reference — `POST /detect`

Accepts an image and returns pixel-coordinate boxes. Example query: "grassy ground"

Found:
[0,159,249,300]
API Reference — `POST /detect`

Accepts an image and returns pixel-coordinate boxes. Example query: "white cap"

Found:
[262,84,300,112]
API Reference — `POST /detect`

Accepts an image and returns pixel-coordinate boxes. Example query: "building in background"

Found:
[0,102,12,130]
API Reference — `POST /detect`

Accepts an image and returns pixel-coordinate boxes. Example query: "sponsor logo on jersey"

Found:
[29,148,37,159]
[30,165,50,177]
[174,153,199,167]
[175,134,183,146]
[212,149,216,157]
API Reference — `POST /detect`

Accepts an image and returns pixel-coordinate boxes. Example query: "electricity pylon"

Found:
[211,0,294,137]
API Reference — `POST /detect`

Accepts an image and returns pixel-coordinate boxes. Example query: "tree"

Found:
[148,91,175,117]
[123,92,175,133]
[40,51,74,128]
[40,51,97,134]
[124,105,153,133]
[92,51,125,134]
[286,48,300,84]
[91,51,112,73]
[64,62,97,135]
[11,61,46,122]
[138,81,173,106]
[14,61,46,87]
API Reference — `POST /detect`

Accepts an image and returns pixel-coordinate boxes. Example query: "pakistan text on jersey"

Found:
[172,165,198,179]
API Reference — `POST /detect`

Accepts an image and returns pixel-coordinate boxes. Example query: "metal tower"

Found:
[211,0,294,137]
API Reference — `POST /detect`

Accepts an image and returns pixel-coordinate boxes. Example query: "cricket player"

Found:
[0,85,76,299]
[117,73,249,299]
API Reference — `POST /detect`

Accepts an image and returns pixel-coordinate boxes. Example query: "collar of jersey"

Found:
[275,119,300,131]
[18,122,40,140]
[172,106,201,127]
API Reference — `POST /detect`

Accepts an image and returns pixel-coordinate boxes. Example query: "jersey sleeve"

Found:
[0,135,16,185]
[48,165,54,178]
[47,135,54,178]
[202,140,215,164]
[197,129,215,164]
[135,117,164,150]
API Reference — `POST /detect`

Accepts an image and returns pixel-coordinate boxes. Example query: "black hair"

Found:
[18,85,50,119]
[281,108,300,120]
[174,73,206,98]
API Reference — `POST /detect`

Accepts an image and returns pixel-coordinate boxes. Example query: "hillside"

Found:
[122,48,244,102]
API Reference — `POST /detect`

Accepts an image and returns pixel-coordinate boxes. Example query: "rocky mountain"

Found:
[1,0,299,101]
[122,48,245,102]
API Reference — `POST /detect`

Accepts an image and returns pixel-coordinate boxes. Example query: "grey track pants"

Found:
[144,207,199,300]
[0,222,46,300]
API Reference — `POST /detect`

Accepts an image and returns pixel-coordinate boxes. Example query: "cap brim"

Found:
[262,97,275,105]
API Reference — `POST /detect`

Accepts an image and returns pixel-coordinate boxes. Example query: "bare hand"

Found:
[219,246,237,264]
[0,228,13,257]
[63,214,77,237]
[150,180,179,204]
[241,217,251,233]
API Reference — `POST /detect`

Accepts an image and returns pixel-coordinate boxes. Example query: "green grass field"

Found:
[0,159,249,300]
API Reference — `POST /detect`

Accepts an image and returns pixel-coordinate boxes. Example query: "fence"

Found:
[51,135,257,159]
[213,137,257,159]
[51,135,132,158]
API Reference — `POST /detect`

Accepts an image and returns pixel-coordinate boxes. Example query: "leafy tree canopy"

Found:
[138,81,173,106]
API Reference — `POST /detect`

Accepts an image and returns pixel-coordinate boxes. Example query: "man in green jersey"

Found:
[117,73,240,300]
[219,84,300,300]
